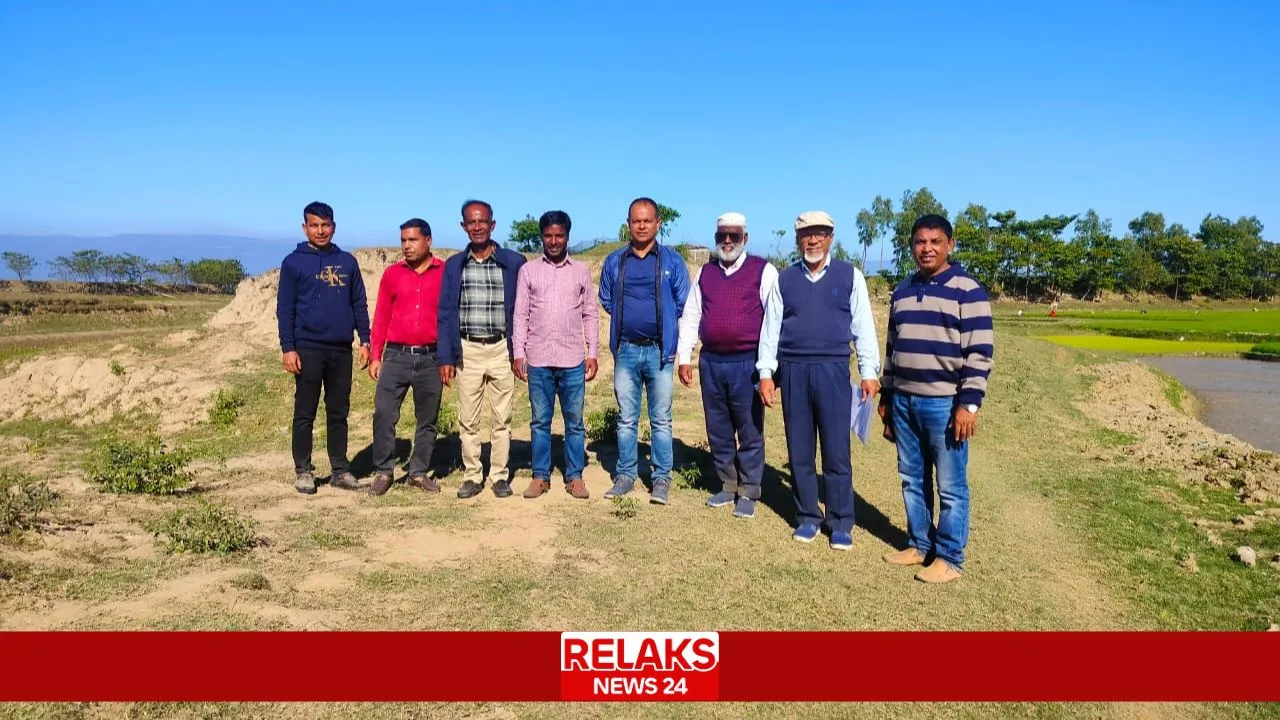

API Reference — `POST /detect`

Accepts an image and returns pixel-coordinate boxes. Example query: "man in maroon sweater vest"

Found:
[677,212,782,519]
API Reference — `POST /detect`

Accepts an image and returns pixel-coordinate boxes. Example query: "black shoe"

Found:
[492,479,513,498]
[457,480,484,499]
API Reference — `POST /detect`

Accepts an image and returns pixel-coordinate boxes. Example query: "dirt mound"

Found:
[1078,361,1280,503]
[207,247,443,347]
[0,352,219,432]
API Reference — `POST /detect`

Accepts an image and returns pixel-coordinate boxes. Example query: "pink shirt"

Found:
[513,255,599,368]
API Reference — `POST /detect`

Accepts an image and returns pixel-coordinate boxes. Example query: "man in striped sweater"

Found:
[878,213,994,584]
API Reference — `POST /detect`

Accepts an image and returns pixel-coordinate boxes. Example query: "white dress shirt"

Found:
[757,254,881,381]
[676,252,782,376]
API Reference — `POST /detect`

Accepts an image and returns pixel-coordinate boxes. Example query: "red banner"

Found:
[0,631,1276,702]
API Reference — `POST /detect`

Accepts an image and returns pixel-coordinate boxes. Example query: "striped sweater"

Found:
[882,263,994,407]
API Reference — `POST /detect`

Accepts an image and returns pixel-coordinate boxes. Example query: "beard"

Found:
[718,243,745,262]
[803,250,826,264]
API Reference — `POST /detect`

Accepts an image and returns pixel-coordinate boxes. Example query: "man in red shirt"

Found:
[368,218,447,496]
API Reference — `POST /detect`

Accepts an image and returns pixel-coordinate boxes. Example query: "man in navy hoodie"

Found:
[276,201,372,494]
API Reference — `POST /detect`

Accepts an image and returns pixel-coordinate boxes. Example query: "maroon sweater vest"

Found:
[698,255,767,355]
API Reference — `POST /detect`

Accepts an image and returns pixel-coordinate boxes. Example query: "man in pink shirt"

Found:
[368,218,447,496]
[512,210,600,499]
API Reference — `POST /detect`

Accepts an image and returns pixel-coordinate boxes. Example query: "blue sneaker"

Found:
[830,531,853,550]
[603,476,635,499]
[706,491,735,508]
[733,497,756,518]
[649,481,670,505]
[793,523,820,543]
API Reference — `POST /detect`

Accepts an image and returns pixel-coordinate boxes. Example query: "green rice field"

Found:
[1040,335,1254,356]
[1001,307,1280,343]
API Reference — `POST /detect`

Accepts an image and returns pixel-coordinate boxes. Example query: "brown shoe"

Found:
[565,478,590,499]
[406,474,440,493]
[369,473,393,497]
[523,478,551,498]
[915,559,963,584]
[883,547,926,566]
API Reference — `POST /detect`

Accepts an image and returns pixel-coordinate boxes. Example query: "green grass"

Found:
[1247,341,1280,361]
[1039,334,1253,356]
[1002,307,1280,343]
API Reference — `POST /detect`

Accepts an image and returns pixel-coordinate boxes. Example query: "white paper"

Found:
[851,381,874,445]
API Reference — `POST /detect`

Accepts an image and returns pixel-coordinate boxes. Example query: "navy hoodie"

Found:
[276,242,371,352]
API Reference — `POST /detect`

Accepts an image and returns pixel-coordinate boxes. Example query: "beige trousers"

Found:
[456,338,514,484]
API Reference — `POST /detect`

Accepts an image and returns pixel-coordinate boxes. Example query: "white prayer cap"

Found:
[716,212,747,229]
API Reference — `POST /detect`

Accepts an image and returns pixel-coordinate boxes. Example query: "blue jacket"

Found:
[598,243,691,363]
[437,243,528,365]
[276,242,370,352]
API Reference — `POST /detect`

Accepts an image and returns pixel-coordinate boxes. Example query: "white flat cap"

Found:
[716,212,747,229]
[795,210,834,231]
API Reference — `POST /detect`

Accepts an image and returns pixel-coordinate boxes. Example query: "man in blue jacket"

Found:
[276,201,372,495]
[598,197,691,505]
[437,199,528,499]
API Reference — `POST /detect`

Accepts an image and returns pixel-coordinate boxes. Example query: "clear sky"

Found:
[2,0,1277,259]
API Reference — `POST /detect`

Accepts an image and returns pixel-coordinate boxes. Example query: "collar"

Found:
[625,242,659,260]
[912,262,961,286]
[397,255,443,273]
[540,253,575,267]
[467,241,499,262]
[795,253,832,278]
[715,251,748,273]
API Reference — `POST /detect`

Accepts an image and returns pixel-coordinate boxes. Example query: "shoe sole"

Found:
[830,542,853,551]
[707,500,733,508]
[733,510,755,518]
[295,486,317,495]
[649,495,668,505]
[793,532,818,543]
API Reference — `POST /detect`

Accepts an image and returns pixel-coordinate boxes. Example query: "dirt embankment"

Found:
[1077,361,1280,504]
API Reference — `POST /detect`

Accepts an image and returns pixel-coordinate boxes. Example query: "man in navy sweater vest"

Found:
[676,212,781,519]
[276,201,372,495]
[760,211,880,549]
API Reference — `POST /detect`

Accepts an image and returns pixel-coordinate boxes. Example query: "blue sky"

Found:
[2,0,1277,263]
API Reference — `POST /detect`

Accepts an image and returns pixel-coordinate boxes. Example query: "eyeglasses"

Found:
[714,232,743,242]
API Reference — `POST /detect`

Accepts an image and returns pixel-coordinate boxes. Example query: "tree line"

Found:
[1,250,246,293]
[853,188,1280,301]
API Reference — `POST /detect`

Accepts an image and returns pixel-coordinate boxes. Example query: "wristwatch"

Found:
[964,404,979,414]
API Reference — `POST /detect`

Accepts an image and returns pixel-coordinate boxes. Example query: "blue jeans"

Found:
[612,342,674,483]
[890,393,971,568]
[528,363,587,482]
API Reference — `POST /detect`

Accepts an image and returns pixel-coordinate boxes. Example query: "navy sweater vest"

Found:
[778,260,854,362]
[698,255,766,354]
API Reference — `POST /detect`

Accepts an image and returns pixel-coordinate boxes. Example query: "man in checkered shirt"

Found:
[437,199,528,499]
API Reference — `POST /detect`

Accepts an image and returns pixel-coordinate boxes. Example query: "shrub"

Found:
[586,407,620,444]
[437,398,459,436]
[229,571,271,590]
[0,471,57,535]
[86,436,194,495]
[672,463,706,490]
[152,502,256,554]
[208,388,248,427]
[108,360,125,376]
[611,496,639,520]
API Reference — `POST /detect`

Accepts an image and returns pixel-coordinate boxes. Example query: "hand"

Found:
[758,378,776,408]
[439,364,456,387]
[678,364,693,387]
[878,401,894,443]
[282,351,301,375]
[952,407,979,443]
[357,345,370,370]
[368,360,382,382]
[860,378,881,402]
[512,359,528,382]
[585,358,598,382]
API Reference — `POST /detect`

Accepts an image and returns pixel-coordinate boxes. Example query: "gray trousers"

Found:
[372,346,443,477]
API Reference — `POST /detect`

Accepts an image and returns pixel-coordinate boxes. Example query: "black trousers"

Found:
[292,347,353,475]
[372,346,443,477]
